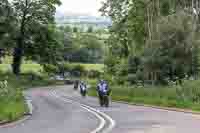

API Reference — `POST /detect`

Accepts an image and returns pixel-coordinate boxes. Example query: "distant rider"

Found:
[80,81,87,97]
[74,80,79,90]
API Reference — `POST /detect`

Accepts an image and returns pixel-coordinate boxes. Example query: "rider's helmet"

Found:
[81,81,85,85]
[99,79,103,84]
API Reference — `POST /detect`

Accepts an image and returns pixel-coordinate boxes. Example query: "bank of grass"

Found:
[0,97,28,122]
[66,63,104,72]
[0,63,104,73]
[0,71,64,123]
[87,79,200,112]
[0,64,42,74]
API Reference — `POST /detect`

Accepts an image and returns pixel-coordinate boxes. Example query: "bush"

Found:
[127,74,137,84]
[100,73,114,85]
[63,63,72,72]
[22,71,43,81]
[181,80,200,103]
[56,63,73,77]
[70,64,85,77]
[128,56,141,73]
[87,70,102,79]
[43,64,58,75]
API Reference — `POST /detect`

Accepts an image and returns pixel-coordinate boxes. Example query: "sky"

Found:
[56,0,104,16]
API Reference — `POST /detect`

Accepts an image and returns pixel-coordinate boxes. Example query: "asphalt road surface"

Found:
[0,85,200,133]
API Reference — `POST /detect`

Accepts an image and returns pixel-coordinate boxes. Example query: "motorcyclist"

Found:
[73,80,79,90]
[97,80,110,107]
[80,81,87,97]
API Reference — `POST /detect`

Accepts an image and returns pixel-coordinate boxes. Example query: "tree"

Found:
[11,0,61,75]
[87,26,93,33]
[64,34,103,63]
[0,0,16,48]
[73,27,78,33]
[101,0,200,84]
[100,0,145,58]
[25,25,64,65]
[64,26,72,33]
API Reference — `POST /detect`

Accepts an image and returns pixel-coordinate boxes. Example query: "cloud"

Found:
[57,0,104,16]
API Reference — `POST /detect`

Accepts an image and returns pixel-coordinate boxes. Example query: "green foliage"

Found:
[0,0,16,49]
[0,70,64,121]
[88,79,200,111]
[62,63,72,72]
[0,0,62,75]
[87,70,102,79]
[101,0,145,58]
[71,64,85,74]
[55,63,87,77]
[143,11,200,82]
[73,27,78,33]
[161,0,171,16]
[104,55,120,74]
[101,0,200,84]
[64,26,72,33]
[43,64,58,75]
[87,26,93,33]
[128,56,142,74]
[0,79,26,121]
[64,34,103,63]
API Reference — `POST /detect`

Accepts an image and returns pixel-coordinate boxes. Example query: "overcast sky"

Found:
[56,0,104,16]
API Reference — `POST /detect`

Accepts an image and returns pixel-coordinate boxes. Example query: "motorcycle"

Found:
[73,80,79,90]
[80,83,87,97]
[80,89,87,97]
[99,90,109,107]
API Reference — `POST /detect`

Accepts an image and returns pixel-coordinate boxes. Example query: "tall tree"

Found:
[87,26,93,33]
[100,0,145,57]
[11,0,61,75]
[0,0,15,47]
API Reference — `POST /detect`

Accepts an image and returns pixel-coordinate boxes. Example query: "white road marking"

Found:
[53,91,116,133]
[25,97,34,115]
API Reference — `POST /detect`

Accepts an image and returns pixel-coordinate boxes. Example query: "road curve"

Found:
[1,85,200,133]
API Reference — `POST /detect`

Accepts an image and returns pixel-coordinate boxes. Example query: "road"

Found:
[0,85,200,133]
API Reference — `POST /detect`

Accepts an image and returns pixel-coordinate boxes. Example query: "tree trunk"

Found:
[12,45,23,75]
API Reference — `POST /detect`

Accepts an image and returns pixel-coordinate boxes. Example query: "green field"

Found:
[76,63,104,72]
[0,63,104,73]
[0,64,42,73]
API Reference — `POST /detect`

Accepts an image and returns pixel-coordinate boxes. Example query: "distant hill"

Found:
[55,12,112,28]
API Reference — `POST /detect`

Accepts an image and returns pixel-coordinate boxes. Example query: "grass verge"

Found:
[87,79,200,112]
[0,98,28,122]
[0,72,64,123]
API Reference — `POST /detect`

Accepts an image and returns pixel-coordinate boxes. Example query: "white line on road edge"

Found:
[81,104,115,133]
[25,96,34,115]
[81,106,106,133]
[53,91,115,133]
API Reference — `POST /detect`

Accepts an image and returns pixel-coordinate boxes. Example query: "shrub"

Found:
[0,80,8,98]
[127,74,137,84]
[100,73,114,85]
[181,80,200,103]
[56,63,72,77]
[70,64,85,77]
[87,70,102,79]
[63,63,72,72]
[43,64,58,75]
